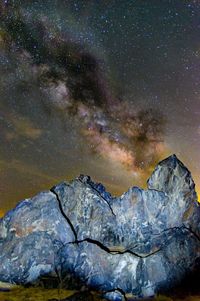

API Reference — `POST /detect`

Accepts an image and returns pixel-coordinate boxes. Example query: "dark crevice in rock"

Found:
[72,237,111,252]
[68,238,162,259]
[60,224,200,259]
[124,247,162,259]
[50,188,78,240]
[78,178,116,217]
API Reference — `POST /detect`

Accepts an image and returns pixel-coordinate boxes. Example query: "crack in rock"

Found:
[50,188,78,240]
[67,238,162,259]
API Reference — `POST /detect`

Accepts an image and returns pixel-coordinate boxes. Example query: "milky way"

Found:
[0,1,200,213]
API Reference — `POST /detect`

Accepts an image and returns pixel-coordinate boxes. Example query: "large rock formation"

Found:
[0,155,200,300]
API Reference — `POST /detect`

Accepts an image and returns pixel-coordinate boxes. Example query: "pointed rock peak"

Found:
[157,154,184,169]
[147,154,197,201]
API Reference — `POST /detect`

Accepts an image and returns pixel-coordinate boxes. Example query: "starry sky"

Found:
[0,0,200,215]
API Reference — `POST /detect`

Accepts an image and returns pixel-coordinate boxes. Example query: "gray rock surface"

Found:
[0,155,200,300]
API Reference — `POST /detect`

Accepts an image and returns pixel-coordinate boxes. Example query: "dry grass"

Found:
[1,285,200,301]
[154,295,200,301]
[0,286,76,301]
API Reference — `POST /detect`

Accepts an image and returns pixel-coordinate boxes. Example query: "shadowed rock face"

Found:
[0,155,200,300]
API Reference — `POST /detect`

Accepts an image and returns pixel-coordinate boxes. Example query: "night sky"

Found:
[0,0,200,215]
